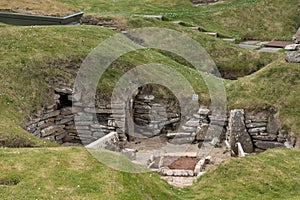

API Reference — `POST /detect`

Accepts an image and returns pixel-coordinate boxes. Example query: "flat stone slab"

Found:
[86,132,118,149]
[203,32,218,37]
[172,21,182,24]
[258,47,281,53]
[254,141,285,150]
[167,132,195,139]
[237,44,259,50]
[241,40,260,45]
[285,44,300,51]
[256,41,270,46]
[143,15,163,20]
[161,176,196,188]
[221,38,236,43]
[264,41,294,48]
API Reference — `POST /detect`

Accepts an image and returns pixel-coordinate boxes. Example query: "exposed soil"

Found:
[167,156,199,170]
[80,14,128,31]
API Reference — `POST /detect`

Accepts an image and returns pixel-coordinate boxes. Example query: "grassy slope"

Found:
[0,20,277,147]
[58,0,299,40]
[0,147,299,199]
[124,18,277,78]
[0,25,112,147]
[0,25,215,147]
[187,148,300,200]
[0,147,182,200]
[0,0,299,199]
[0,0,79,17]
[181,0,300,40]
[226,56,300,137]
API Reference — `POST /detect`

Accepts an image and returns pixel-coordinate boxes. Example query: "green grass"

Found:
[186,148,300,199]
[57,0,299,40]
[226,56,300,137]
[0,0,299,199]
[0,147,299,199]
[0,21,278,147]
[0,0,79,17]
[0,147,182,199]
[123,18,278,78]
[0,25,113,147]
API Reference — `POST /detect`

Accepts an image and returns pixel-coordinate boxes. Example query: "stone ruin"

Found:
[24,84,297,187]
[26,85,295,154]
[25,85,297,153]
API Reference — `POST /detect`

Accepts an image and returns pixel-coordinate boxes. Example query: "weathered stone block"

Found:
[60,107,73,115]
[55,87,72,95]
[167,132,194,139]
[196,124,209,141]
[41,125,65,137]
[286,50,300,63]
[246,122,267,128]
[267,110,280,135]
[248,127,266,133]
[92,132,105,138]
[76,126,90,130]
[198,108,210,115]
[41,110,61,121]
[252,134,277,141]
[182,126,196,132]
[74,113,94,121]
[254,141,285,150]
[55,132,67,141]
[228,109,253,154]
[185,119,200,127]
[55,116,73,125]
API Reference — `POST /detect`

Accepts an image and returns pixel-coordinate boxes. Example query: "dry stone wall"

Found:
[25,87,126,146]
[25,86,296,154]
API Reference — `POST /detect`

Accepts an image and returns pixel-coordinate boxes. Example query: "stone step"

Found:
[203,32,218,37]
[221,38,236,43]
[159,168,195,177]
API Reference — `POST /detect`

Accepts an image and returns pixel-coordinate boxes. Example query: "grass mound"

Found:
[186,148,300,199]
[0,147,182,199]
[0,25,113,147]
[58,0,299,40]
[0,147,299,199]
[226,56,300,138]
[0,0,79,17]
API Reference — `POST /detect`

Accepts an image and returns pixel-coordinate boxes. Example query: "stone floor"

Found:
[236,40,284,53]
[125,135,231,188]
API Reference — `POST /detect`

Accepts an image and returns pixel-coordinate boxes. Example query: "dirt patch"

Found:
[80,14,129,31]
[167,156,199,170]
